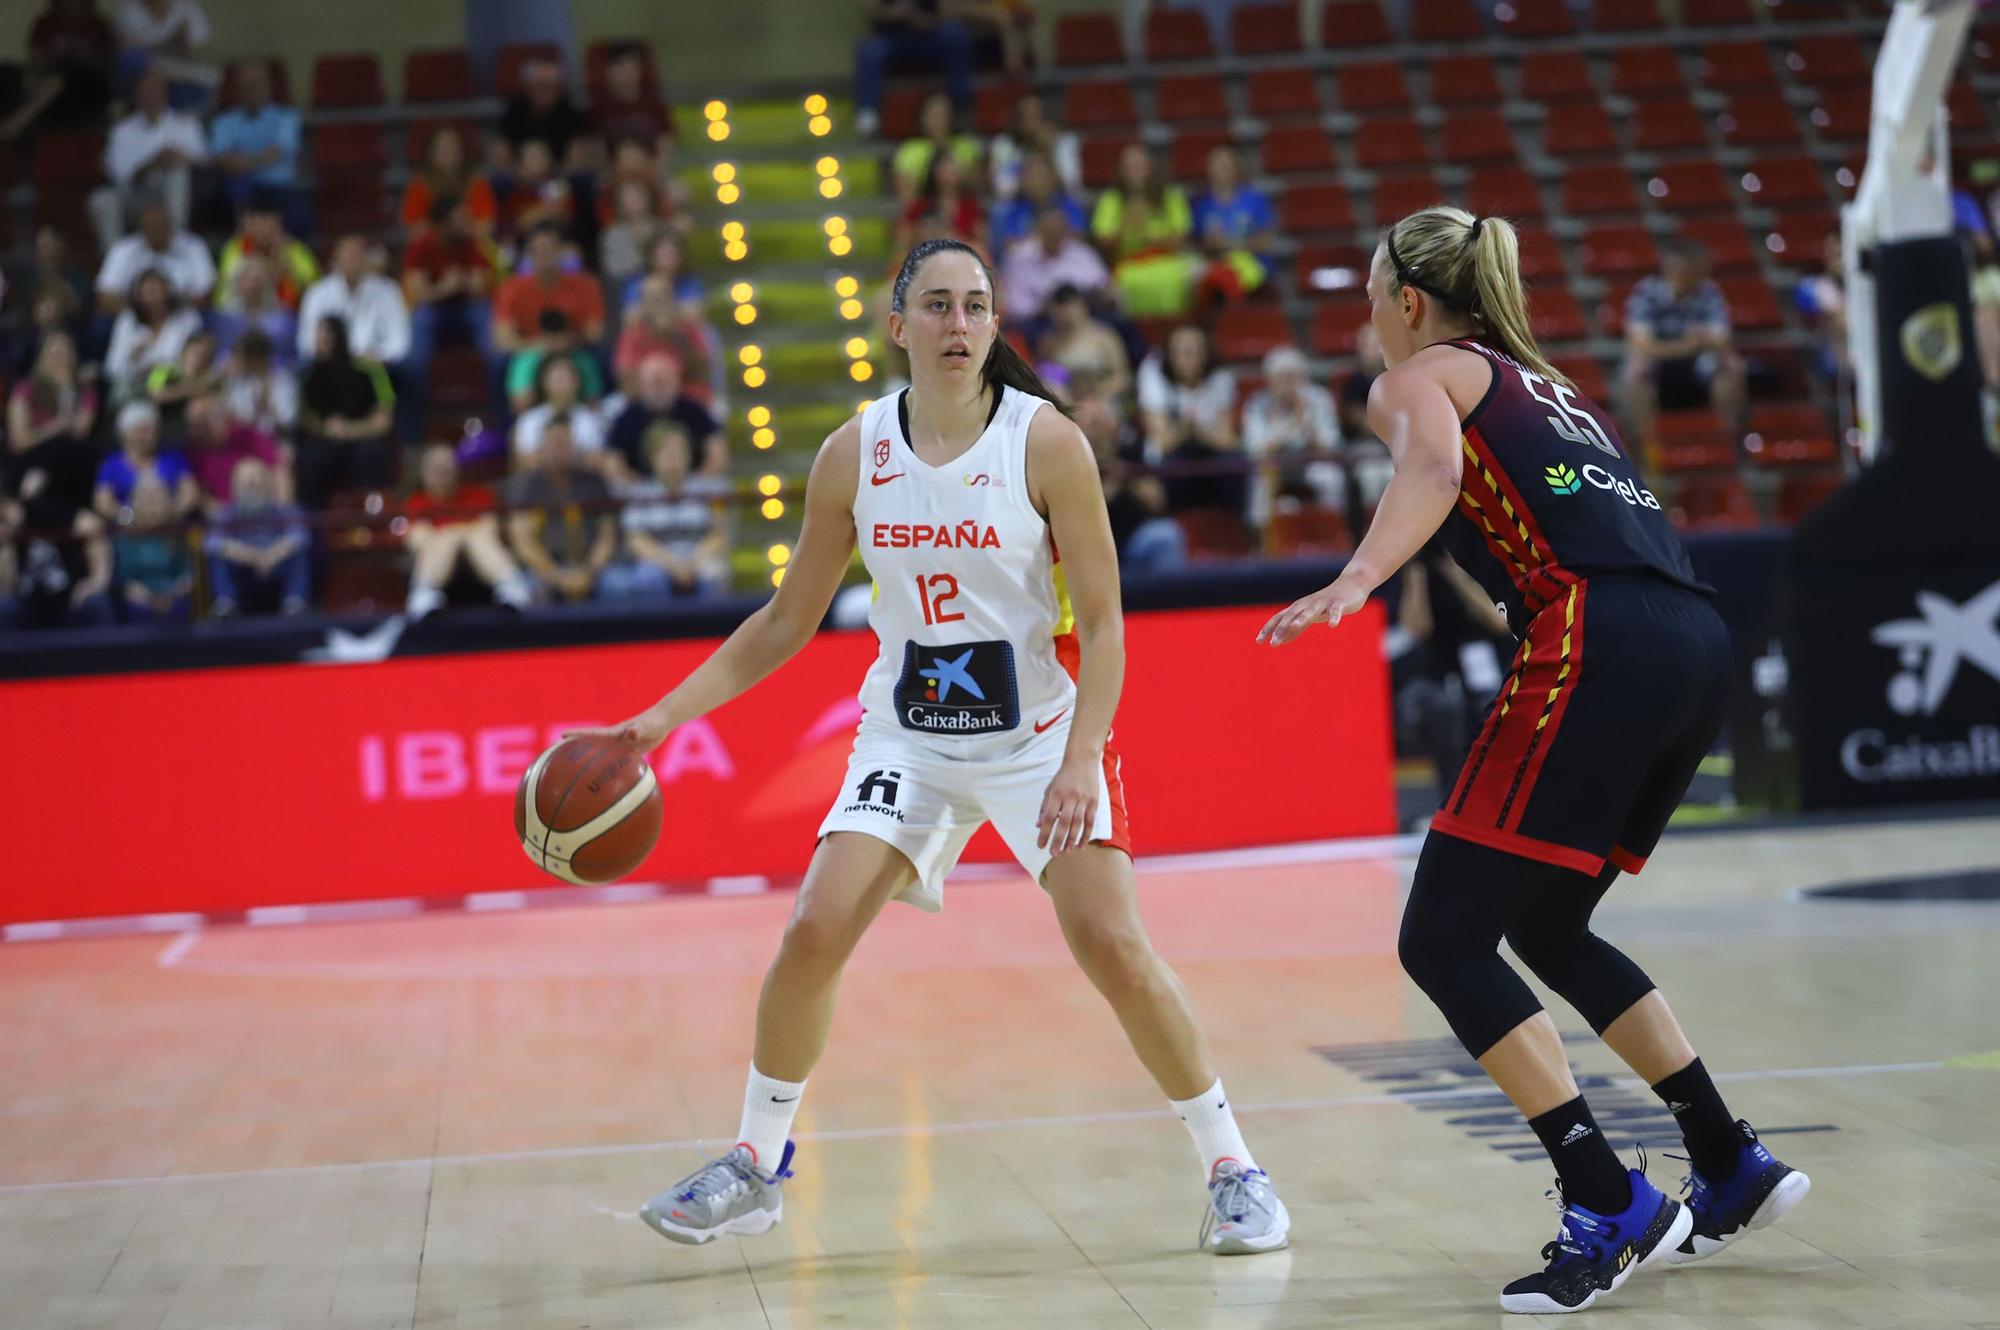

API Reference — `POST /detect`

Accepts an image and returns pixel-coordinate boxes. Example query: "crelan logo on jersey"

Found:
[1545,462,1661,510]
[1870,580,2000,716]
[1545,464,1582,495]
[1900,303,1962,384]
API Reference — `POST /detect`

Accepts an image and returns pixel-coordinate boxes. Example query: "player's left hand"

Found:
[1257,574,1371,645]
[1036,755,1100,855]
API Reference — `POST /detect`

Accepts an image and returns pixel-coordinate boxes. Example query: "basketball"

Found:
[514,735,663,885]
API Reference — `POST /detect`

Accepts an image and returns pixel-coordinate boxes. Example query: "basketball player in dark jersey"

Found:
[1261,206,1810,1314]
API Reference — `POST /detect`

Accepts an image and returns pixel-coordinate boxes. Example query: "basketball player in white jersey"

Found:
[576,240,1288,1254]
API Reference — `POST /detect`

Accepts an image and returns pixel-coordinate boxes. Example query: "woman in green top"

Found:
[890,92,983,202]
[1090,144,1196,318]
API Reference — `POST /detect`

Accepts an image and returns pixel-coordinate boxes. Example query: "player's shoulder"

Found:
[1022,393,1089,459]
[808,413,865,502]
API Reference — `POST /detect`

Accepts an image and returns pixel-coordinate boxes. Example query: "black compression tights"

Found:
[1397,832,1659,1058]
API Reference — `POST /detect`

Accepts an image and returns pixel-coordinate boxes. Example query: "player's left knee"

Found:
[1065,917,1156,993]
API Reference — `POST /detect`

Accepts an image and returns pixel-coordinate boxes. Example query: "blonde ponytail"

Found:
[1378,205,1569,386]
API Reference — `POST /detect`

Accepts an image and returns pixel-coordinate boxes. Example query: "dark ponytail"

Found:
[890,238,1072,416]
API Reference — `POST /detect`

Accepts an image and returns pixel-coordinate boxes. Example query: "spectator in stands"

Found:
[600,180,673,292]
[297,234,411,368]
[1001,202,1110,323]
[105,268,202,398]
[1074,392,1184,572]
[621,231,704,311]
[1618,239,1746,445]
[112,0,215,103]
[182,390,282,509]
[402,443,530,618]
[601,420,728,600]
[400,123,498,236]
[504,415,615,604]
[1794,230,1848,384]
[0,494,111,629]
[204,455,307,615]
[1137,324,1240,513]
[497,138,578,243]
[218,328,296,438]
[207,61,301,225]
[109,472,189,622]
[1191,145,1274,307]
[214,196,317,312]
[3,0,116,139]
[608,353,725,482]
[1092,145,1196,318]
[404,196,497,368]
[599,136,690,240]
[854,4,973,140]
[615,273,718,405]
[990,93,1081,205]
[494,224,606,361]
[95,195,214,312]
[90,68,204,251]
[991,151,1086,255]
[498,55,586,172]
[9,225,94,340]
[590,43,674,153]
[295,315,393,509]
[95,399,197,518]
[7,289,80,386]
[8,333,100,455]
[1241,346,1342,531]
[513,355,607,459]
[504,309,605,416]
[144,325,218,430]
[211,254,298,365]
[890,91,981,201]
[1037,283,1130,401]
[1339,322,1385,439]
[897,152,985,255]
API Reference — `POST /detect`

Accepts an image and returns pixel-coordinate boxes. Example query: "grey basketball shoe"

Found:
[1199,1158,1292,1254]
[639,1141,794,1245]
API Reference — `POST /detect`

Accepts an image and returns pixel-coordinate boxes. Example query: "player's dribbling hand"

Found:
[1036,755,1101,855]
[1257,575,1371,646]
[565,703,673,754]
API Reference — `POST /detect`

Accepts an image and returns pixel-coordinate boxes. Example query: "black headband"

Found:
[1386,217,1485,316]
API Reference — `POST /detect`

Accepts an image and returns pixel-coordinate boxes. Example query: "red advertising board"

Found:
[0,604,1392,924]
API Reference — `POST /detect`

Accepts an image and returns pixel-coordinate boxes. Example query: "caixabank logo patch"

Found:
[1841,580,2000,785]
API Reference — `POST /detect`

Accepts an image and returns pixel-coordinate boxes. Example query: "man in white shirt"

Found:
[298,235,411,366]
[115,0,218,99]
[95,197,216,313]
[90,69,206,252]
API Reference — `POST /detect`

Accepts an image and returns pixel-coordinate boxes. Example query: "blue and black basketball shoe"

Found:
[1665,1120,1811,1265]
[1500,1160,1692,1314]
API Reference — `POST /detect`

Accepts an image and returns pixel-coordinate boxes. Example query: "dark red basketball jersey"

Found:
[1435,338,1709,632]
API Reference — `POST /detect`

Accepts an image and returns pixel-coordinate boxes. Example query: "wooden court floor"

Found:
[3,816,1998,1329]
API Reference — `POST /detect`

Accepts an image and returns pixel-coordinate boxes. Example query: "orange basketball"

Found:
[514,735,663,885]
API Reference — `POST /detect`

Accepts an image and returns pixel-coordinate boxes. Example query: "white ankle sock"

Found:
[1171,1078,1256,1177]
[735,1065,806,1172]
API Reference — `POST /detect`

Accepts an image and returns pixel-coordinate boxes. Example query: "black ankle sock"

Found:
[1528,1095,1632,1215]
[1652,1058,1742,1181]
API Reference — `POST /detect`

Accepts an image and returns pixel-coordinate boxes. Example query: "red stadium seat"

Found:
[1534,286,1592,342]
[1079,136,1126,189]
[1720,276,1785,331]
[403,49,475,103]
[1211,306,1294,362]
[1741,155,1827,207]
[1554,357,1611,404]
[1374,171,1445,221]
[1281,183,1358,234]
[1356,115,1430,170]
[1597,279,1639,336]
[1698,39,1775,91]
[1411,0,1484,43]
[1467,166,1544,219]
[1498,0,1577,40]
[880,85,927,140]
[1441,111,1518,164]
[1544,108,1621,160]
[1745,404,1839,466]
[311,52,384,108]
[973,82,1029,136]
[1055,13,1125,67]
[1248,66,1323,120]
[1948,82,1989,136]
[1646,161,1734,213]
[1063,78,1138,129]
[1294,243,1371,290]
[1634,97,1711,152]
[1678,216,1758,271]
[1763,210,1838,264]
[1610,46,1685,98]
[1809,97,1871,144]
[1337,59,1412,114]
[1428,54,1503,107]
[1513,228,1565,279]
[1718,95,1805,148]
[1672,477,1760,533]
[33,129,105,188]
[1519,50,1595,102]
[312,123,386,170]
[1176,510,1255,559]
[1773,472,1846,525]
[1169,128,1233,182]
[1591,0,1663,32]
[1267,507,1355,558]
[1581,223,1661,278]
[1786,35,1871,91]
[1561,164,1642,216]
[1321,1,1395,50]
[1155,73,1228,124]
[1263,124,1339,175]
[494,41,560,97]
[406,116,480,166]
[1232,2,1304,54]
[1145,9,1216,61]
[1310,299,1374,355]
[1681,0,1759,26]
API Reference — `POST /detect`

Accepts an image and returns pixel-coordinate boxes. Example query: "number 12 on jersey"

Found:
[915,573,964,625]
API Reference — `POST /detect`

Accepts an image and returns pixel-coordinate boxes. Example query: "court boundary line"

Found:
[0,1056,1956,1198]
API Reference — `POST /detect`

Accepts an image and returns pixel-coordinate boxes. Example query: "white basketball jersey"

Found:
[852,385,1078,756]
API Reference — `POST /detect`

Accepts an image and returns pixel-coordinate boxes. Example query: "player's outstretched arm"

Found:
[574,420,861,753]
